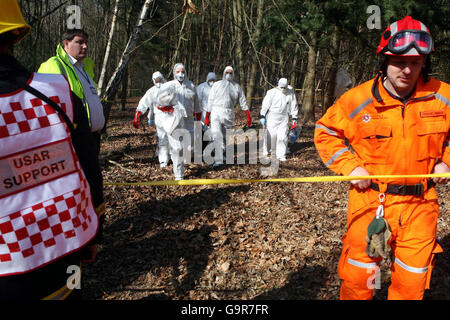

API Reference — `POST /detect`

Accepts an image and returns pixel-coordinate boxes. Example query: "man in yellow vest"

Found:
[0,1,102,300]
[38,29,105,236]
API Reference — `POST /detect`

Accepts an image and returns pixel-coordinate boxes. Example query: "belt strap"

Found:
[370,180,435,196]
[157,105,174,113]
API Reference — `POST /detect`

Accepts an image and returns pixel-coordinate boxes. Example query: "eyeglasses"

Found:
[387,30,433,55]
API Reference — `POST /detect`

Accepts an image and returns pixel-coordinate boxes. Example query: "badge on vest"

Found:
[89,86,97,95]
[361,113,385,123]
[0,139,77,198]
[420,110,445,118]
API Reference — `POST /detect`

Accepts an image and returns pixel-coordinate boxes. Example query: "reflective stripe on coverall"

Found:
[314,76,450,300]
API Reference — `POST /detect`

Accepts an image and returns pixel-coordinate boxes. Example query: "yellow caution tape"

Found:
[247,97,264,100]
[105,173,450,187]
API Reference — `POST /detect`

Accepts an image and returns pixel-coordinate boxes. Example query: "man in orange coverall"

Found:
[314,16,450,300]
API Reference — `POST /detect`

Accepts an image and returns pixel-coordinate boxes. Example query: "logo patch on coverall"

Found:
[362,114,371,122]
[362,114,385,123]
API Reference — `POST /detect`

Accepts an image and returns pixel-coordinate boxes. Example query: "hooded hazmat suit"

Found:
[260,78,298,161]
[154,81,187,180]
[205,66,251,164]
[196,72,217,123]
[134,71,168,166]
[166,63,201,158]
[135,71,166,121]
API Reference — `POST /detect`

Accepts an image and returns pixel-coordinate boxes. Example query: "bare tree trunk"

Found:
[120,67,128,111]
[214,0,227,70]
[97,0,120,95]
[172,11,188,66]
[290,43,300,89]
[301,31,317,125]
[232,0,243,83]
[101,0,154,127]
[246,0,264,108]
[323,25,340,113]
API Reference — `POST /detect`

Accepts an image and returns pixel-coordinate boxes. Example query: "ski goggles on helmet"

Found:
[384,30,433,55]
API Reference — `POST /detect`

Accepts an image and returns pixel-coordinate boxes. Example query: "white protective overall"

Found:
[206,66,248,164]
[136,71,167,165]
[167,63,201,159]
[196,72,216,124]
[260,78,298,161]
[155,82,187,180]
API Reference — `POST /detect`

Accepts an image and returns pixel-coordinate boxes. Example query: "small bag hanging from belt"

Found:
[365,185,392,260]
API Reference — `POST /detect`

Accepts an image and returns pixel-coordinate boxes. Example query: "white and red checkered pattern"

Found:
[0,73,97,276]
[0,176,93,264]
[0,96,67,139]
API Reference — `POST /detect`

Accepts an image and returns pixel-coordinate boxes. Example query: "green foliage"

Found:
[12,0,450,96]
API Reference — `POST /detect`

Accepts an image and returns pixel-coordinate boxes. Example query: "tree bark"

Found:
[245,0,264,108]
[290,43,300,89]
[97,0,120,95]
[214,0,227,70]
[301,30,317,125]
[323,25,340,113]
[231,0,243,82]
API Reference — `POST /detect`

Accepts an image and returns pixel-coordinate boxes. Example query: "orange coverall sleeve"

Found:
[314,98,362,176]
[436,86,450,167]
[442,130,450,167]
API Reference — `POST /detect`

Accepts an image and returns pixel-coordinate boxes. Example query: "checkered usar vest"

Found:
[0,73,98,276]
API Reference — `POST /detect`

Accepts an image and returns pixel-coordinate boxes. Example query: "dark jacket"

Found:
[0,54,104,299]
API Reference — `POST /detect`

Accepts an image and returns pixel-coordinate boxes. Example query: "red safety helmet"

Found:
[377,16,434,56]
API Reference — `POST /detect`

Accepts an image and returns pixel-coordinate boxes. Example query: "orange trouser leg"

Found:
[339,188,441,300]
[339,265,377,300]
[338,189,382,300]
[387,196,441,300]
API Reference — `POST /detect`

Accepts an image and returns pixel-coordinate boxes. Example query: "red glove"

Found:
[245,110,252,127]
[290,120,298,131]
[133,111,142,129]
[194,112,202,121]
[204,112,211,126]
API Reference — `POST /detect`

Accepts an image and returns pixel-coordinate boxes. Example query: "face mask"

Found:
[155,82,161,88]
[208,81,214,87]
[176,72,185,81]
[225,74,232,81]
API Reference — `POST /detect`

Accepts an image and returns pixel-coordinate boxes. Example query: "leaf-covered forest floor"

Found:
[82,100,450,300]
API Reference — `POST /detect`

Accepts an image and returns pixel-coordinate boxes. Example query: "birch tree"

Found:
[97,0,120,95]
[101,0,154,125]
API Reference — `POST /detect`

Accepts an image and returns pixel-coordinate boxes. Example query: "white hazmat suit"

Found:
[259,78,298,161]
[154,81,187,180]
[205,66,251,165]
[166,63,201,157]
[196,72,216,124]
[134,71,168,166]
[135,71,166,121]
